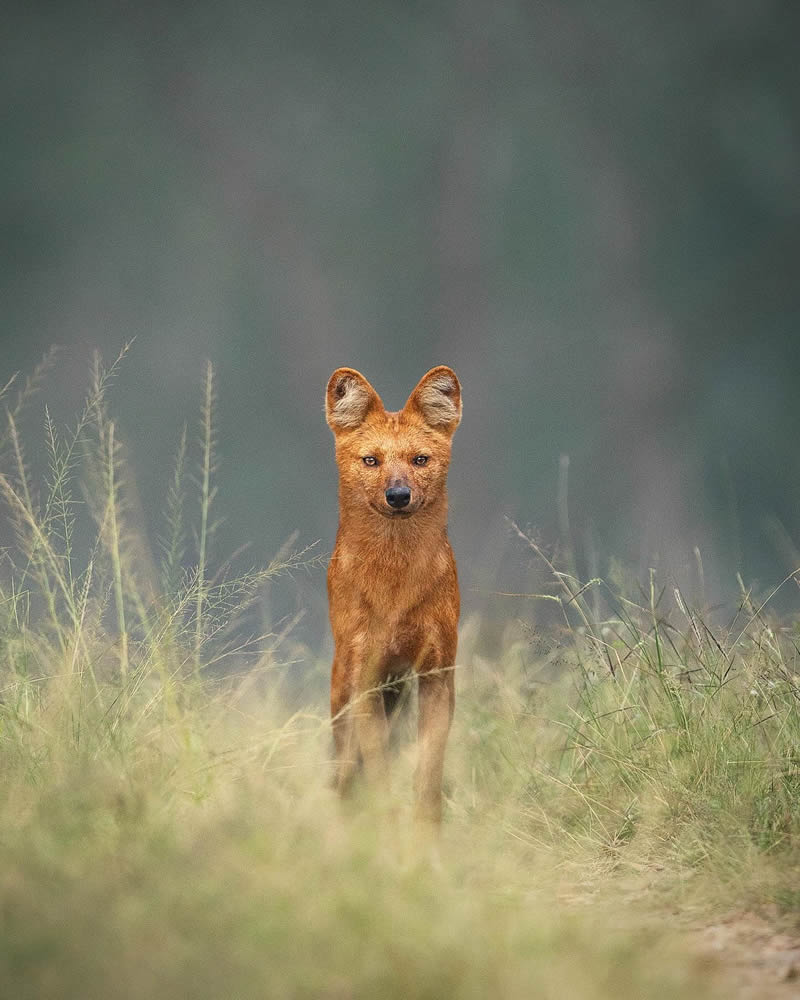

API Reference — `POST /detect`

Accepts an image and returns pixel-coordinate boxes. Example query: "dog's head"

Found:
[325,366,462,520]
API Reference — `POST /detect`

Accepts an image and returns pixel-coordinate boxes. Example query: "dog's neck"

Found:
[336,491,450,555]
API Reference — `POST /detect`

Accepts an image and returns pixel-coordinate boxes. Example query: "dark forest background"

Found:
[4,1,800,643]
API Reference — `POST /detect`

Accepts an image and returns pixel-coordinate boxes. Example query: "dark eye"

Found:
[412,455,428,466]
[362,456,378,466]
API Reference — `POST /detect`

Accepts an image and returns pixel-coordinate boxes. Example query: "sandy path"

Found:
[692,910,800,999]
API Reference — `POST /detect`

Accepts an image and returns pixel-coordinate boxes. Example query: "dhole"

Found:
[325,365,462,827]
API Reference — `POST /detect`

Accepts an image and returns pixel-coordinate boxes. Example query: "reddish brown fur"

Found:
[325,366,462,827]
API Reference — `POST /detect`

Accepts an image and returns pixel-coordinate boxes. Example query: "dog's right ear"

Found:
[325,368,382,432]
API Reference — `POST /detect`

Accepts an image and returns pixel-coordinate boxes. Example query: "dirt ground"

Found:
[560,873,800,997]
[692,909,800,998]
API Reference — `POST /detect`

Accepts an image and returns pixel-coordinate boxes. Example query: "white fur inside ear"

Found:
[417,374,461,427]
[329,375,371,429]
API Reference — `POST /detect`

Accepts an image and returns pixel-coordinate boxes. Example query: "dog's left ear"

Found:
[403,366,462,435]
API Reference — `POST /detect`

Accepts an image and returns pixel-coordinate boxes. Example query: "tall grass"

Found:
[0,348,312,768]
[474,523,800,911]
[0,351,796,997]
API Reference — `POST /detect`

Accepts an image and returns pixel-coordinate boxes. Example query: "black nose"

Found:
[385,486,411,509]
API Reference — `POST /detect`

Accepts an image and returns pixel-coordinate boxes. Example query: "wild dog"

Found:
[325,366,462,827]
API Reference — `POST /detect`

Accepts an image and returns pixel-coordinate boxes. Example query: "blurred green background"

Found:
[3,1,800,639]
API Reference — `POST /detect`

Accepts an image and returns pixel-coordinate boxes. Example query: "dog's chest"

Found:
[333,541,448,626]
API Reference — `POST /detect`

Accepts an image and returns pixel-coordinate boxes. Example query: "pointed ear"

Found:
[403,366,462,434]
[325,368,383,432]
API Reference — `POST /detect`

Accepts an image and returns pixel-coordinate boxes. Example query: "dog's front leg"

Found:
[331,658,358,796]
[353,685,390,786]
[414,665,455,828]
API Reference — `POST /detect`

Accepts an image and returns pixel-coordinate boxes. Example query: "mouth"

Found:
[370,503,419,519]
